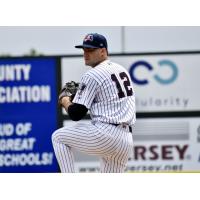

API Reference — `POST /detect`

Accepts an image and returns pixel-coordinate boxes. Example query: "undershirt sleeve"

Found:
[67,103,88,121]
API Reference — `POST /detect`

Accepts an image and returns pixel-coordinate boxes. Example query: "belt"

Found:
[111,123,132,133]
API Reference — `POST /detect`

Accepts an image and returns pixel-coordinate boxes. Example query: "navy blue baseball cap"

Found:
[75,33,108,49]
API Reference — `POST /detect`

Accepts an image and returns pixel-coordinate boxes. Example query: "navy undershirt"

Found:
[67,103,88,121]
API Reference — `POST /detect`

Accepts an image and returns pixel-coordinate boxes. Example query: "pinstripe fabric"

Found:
[73,60,136,125]
[52,59,136,173]
[52,122,133,173]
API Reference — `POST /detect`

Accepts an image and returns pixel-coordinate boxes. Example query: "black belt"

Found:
[111,123,132,133]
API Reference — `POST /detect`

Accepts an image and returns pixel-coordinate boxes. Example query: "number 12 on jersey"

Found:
[111,72,133,98]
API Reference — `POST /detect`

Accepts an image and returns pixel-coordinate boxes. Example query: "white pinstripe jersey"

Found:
[73,59,136,125]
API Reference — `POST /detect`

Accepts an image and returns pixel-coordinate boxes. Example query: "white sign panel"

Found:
[61,53,200,172]
[62,54,200,112]
[63,118,200,172]
[127,117,200,172]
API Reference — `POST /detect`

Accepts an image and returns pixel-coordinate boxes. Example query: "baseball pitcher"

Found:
[52,33,136,172]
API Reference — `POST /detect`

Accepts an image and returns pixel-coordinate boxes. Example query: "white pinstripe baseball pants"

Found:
[52,121,133,173]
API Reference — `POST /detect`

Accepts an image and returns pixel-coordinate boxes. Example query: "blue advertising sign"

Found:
[0,57,59,172]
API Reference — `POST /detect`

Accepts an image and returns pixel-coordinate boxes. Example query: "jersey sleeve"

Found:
[72,74,98,109]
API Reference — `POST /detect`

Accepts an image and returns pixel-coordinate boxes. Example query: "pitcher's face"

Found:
[83,48,105,67]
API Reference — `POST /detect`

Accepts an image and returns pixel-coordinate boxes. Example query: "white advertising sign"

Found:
[62,54,200,112]
[63,118,200,172]
[61,53,200,172]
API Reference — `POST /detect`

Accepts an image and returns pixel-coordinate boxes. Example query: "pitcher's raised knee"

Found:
[51,129,62,144]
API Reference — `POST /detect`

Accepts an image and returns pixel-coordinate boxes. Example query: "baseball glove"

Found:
[58,81,79,104]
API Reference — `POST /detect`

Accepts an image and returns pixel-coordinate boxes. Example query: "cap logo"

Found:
[84,34,93,42]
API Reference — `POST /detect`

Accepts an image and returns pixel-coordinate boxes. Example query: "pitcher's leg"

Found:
[52,123,117,172]
[100,157,127,173]
[52,138,75,173]
[100,145,129,173]
[100,133,133,173]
